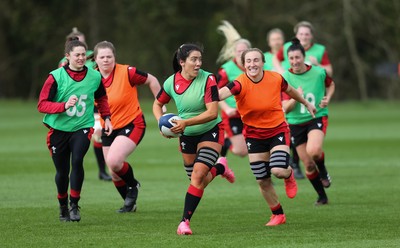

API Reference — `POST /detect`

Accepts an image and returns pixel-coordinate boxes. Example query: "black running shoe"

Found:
[290,158,305,179]
[99,171,112,181]
[117,204,137,213]
[117,182,140,213]
[59,205,70,222]
[315,196,329,206]
[320,173,331,188]
[293,165,305,179]
[69,203,81,222]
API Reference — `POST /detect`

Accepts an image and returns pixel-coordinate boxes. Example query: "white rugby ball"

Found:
[158,113,182,138]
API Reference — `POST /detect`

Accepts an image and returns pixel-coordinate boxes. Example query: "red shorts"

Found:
[243,122,290,140]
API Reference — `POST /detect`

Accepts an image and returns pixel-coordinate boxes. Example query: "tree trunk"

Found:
[88,0,99,48]
[343,0,368,100]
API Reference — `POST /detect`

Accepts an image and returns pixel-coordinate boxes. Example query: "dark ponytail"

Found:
[287,37,305,57]
[64,36,87,54]
[172,43,203,73]
[172,50,180,73]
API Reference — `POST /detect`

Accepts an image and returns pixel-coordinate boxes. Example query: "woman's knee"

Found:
[303,161,317,173]
[231,146,247,157]
[271,167,291,179]
[105,155,124,171]
[257,178,274,191]
[56,170,69,179]
[269,150,291,178]
[70,157,84,169]
[190,169,209,188]
[191,167,208,180]
[307,147,322,160]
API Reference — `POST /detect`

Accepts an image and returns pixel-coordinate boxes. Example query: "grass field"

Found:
[0,99,399,248]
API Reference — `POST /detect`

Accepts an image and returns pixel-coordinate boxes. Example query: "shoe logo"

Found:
[278,136,283,142]
[51,146,57,154]
[246,142,252,151]
[212,132,217,138]
[181,141,186,150]
[317,123,322,128]
[125,129,131,134]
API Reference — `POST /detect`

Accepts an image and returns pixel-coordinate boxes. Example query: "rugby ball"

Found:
[158,113,182,138]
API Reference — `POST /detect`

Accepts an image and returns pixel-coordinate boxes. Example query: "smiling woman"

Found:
[281,38,336,205]
[241,48,266,81]
[218,47,317,227]
[37,37,112,223]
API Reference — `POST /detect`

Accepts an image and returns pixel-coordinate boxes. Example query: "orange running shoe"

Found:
[265,214,286,226]
[177,219,192,235]
[284,170,298,198]
[217,157,236,183]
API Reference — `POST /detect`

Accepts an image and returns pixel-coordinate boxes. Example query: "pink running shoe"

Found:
[217,157,235,183]
[177,219,192,235]
[265,214,286,226]
[284,170,298,199]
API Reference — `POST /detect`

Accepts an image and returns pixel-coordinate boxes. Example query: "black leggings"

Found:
[48,128,92,196]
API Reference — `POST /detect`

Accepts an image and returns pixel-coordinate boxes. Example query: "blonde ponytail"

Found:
[216,20,251,64]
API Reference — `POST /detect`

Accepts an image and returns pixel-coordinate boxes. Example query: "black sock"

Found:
[271,203,284,215]
[213,163,225,175]
[307,171,327,198]
[58,195,68,206]
[182,185,203,221]
[69,196,80,205]
[291,145,300,167]
[220,139,231,157]
[316,152,328,178]
[113,180,127,200]
[93,142,107,173]
[116,162,138,188]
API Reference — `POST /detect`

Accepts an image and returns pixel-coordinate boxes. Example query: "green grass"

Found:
[1,99,399,247]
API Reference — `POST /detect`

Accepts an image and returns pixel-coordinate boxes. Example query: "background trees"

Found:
[0,0,398,100]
